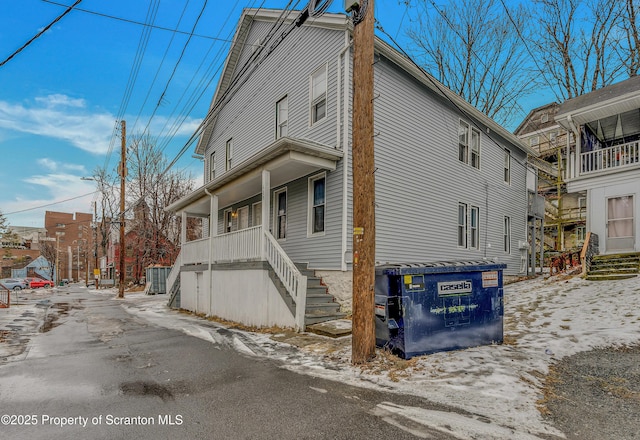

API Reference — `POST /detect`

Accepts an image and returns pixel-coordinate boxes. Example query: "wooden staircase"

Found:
[585,252,640,281]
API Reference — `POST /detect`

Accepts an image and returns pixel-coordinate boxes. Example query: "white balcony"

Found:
[579,140,640,176]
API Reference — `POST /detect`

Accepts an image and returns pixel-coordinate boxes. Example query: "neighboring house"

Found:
[515,103,586,251]
[10,256,53,280]
[166,8,537,330]
[555,76,640,255]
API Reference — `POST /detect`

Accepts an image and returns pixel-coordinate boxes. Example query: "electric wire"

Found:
[0,0,83,68]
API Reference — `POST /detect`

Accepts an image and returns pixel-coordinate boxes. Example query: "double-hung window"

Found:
[310,66,327,124]
[503,216,511,253]
[276,96,288,139]
[226,139,233,171]
[458,120,480,168]
[504,148,511,184]
[458,203,467,247]
[209,151,216,181]
[469,206,479,249]
[308,174,326,235]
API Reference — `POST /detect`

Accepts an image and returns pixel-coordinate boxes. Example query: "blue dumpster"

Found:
[375,261,506,359]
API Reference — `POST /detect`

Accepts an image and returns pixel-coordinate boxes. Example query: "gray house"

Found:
[166,8,536,331]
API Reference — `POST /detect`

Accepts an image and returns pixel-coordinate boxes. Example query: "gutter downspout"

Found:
[340,30,351,271]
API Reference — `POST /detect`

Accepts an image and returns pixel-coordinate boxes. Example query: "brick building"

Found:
[44,211,95,283]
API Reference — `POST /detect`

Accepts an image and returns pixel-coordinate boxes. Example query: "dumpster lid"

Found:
[375,260,507,275]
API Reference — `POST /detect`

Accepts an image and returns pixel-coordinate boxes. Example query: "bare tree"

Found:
[126,134,195,281]
[406,0,535,126]
[618,0,640,77]
[530,0,625,100]
[91,167,120,268]
[40,241,57,281]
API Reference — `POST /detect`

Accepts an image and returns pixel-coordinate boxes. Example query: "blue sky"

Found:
[0,0,537,228]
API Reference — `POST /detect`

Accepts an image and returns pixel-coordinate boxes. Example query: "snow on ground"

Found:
[120,274,640,440]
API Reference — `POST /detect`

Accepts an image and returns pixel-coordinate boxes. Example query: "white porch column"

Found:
[209,193,219,237]
[181,211,187,245]
[261,169,270,260]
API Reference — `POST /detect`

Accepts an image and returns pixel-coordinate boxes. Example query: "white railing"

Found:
[211,226,262,263]
[171,225,308,331]
[166,251,182,297]
[181,237,210,265]
[580,140,640,175]
[264,231,307,331]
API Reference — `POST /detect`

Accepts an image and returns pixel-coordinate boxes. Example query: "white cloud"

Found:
[35,94,86,108]
[0,95,115,154]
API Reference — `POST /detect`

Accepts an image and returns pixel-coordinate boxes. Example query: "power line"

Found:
[3,191,98,216]
[0,0,83,68]
[41,0,233,43]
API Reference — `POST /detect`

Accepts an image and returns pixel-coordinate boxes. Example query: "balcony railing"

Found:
[580,140,640,175]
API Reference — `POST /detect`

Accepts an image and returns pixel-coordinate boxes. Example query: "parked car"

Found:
[0,278,27,291]
[23,277,54,288]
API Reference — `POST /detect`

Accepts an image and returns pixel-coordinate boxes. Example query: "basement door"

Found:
[606,195,635,252]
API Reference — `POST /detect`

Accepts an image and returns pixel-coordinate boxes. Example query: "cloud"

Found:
[0,95,115,155]
[36,158,87,173]
[35,94,86,108]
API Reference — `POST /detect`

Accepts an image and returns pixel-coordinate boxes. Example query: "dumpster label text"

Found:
[482,271,499,288]
[437,280,472,296]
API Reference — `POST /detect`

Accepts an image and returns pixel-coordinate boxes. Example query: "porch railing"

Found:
[580,231,599,275]
[264,231,307,331]
[166,251,182,297]
[580,140,640,175]
[211,226,262,263]
[171,226,308,331]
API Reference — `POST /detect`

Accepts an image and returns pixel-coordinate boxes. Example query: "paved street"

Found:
[0,285,458,440]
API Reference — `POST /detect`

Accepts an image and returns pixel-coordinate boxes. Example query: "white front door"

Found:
[606,195,635,252]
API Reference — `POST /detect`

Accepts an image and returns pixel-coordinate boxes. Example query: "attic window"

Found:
[541,113,549,123]
[310,66,327,124]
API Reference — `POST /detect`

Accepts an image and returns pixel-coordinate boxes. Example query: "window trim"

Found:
[209,151,216,181]
[225,139,233,171]
[458,119,480,169]
[276,95,288,139]
[504,148,511,185]
[274,188,287,241]
[470,205,479,250]
[503,216,511,254]
[251,201,262,228]
[458,202,468,248]
[307,172,327,237]
[310,64,328,126]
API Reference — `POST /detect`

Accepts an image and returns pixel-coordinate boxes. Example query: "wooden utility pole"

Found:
[351,0,376,364]
[118,120,127,298]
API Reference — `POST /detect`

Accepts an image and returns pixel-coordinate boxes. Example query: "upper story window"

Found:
[308,174,326,235]
[310,66,327,124]
[469,206,479,250]
[529,135,539,148]
[226,139,233,171]
[541,113,549,123]
[458,120,480,169]
[504,148,511,184]
[209,151,216,181]
[276,96,288,139]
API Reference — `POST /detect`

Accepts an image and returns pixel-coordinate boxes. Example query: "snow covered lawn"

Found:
[122,274,640,439]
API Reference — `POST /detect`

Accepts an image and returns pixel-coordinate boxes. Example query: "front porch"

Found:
[165,137,345,331]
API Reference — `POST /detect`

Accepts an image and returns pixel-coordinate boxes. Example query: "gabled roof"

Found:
[556,75,640,129]
[513,102,560,136]
[195,8,536,157]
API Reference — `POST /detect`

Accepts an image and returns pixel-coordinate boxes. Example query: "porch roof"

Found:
[167,137,343,215]
[556,76,640,129]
